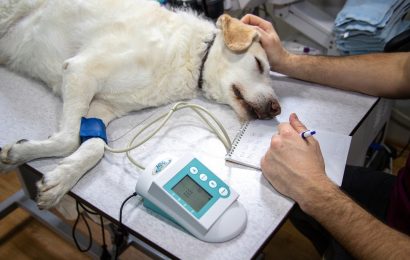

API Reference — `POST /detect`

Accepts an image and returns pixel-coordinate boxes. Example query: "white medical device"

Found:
[135,153,247,242]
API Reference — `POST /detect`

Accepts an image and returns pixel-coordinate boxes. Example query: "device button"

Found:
[219,187,229,197]
[209,180,217,188]
[190,167,198,174]
[199,174,208,181]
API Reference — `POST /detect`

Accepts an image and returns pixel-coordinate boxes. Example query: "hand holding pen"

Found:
[261,113,327,205]
[301,130,316,139]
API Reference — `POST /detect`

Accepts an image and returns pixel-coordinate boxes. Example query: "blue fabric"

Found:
[335,2,410,33]
[335,0,404,26]
[79,117,107,144]
[334,0,410,54]
[336,21,410,51]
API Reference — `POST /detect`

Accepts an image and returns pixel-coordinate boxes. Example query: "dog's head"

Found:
[203,14,281,120]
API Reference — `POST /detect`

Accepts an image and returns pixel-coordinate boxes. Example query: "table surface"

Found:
[0,67,377,259]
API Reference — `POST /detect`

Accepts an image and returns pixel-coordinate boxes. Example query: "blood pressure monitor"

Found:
[135,154,247,242]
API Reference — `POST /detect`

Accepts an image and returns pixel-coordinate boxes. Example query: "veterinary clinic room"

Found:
[1,0,410,259]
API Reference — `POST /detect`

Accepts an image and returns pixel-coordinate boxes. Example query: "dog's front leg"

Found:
[36,137,106,209]
[36,99,117,209]
[0,61,97,172]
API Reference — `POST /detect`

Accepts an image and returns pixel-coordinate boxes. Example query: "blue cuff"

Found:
[79,117,107,144]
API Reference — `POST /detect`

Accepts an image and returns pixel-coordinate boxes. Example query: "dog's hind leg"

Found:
[0,59,98,172]
[36,100,117,209]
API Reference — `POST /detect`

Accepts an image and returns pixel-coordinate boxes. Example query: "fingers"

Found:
[241,14,273,32]
[289,113,318,143]
[276,113,314,143]
[277,113,307,135]
[277,123,294,137]
[289,113,308,133]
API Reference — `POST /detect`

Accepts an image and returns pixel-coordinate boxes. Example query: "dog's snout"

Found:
[231,84,281,119]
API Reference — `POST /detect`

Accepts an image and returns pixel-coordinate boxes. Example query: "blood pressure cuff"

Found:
[79,117,107,144]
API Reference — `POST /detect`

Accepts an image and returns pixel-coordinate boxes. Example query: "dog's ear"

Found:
[216,14,259,52]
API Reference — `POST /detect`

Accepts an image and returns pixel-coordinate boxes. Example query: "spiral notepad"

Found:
[225,120,278,170]
[225,119,352,186]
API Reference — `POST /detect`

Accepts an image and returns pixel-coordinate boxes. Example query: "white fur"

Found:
[0,0,280,209]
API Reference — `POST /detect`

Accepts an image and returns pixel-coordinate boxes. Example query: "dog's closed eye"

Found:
[232,84,244,100]
[255,57,263,74]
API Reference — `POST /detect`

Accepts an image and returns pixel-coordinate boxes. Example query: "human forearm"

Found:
[261,113,410,258]
[274,52,410,98]
[241,14,410,98]
[302,182,410,260]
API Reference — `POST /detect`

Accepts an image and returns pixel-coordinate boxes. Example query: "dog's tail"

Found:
[0,0,45,37]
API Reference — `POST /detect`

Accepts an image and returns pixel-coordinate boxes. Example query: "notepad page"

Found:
[226,120,352,186]
[226,120,278,170]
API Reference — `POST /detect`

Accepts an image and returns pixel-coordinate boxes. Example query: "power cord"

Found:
[71,194,139,260]
[72,201,93,252]
[104,101,232,170]
[114,192,138,260]
[72,201,111,259]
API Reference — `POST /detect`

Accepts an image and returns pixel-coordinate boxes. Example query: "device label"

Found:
[152,159,172,175]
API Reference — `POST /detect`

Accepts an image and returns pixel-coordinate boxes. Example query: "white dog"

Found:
[0,0,280,209]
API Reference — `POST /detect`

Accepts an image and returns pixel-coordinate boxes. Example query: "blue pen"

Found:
[301,130,316,139]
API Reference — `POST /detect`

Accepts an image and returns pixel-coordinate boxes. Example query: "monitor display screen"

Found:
[172,175,212,212]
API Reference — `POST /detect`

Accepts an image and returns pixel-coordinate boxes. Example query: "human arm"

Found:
[260,113,410,259]
[241,14,410,99]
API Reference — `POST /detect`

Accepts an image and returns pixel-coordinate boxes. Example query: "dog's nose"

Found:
[270,99,281,117]
[255,99,281,119]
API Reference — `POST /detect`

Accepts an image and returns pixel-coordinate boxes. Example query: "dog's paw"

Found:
[36,168,78,209]
[0,144,23,173]
[0,139,37,173]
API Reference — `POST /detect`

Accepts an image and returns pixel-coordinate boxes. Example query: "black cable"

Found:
[71,193,137,259]
[115,192,138,260]
[79,203,110,258]
[99,215,111,260]
[72,200,111,259]
[119,192,138,226]
[100,215,106,246]
[72,201,93,252]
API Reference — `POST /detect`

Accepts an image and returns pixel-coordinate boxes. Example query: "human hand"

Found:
[240,14,289,70]
[260,113,336,211]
